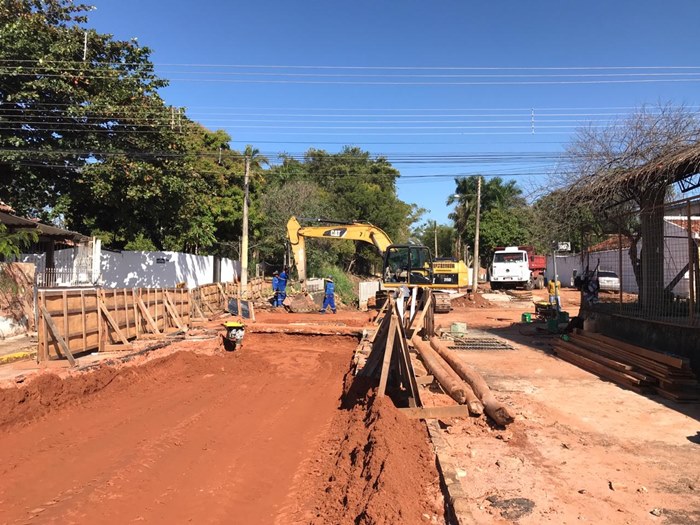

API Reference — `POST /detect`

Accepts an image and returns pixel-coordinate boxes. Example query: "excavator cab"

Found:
[382,245,434,287]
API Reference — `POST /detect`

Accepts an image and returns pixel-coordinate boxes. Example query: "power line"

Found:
[2,59,700,70]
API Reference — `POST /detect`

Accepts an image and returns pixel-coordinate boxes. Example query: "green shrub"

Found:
[318,265,357,305]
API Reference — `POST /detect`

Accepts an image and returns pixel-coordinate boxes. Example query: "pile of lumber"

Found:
[552,331,698,402]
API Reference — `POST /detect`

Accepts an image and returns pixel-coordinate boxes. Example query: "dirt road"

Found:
[431,289,700,524]
[0,333,355,524]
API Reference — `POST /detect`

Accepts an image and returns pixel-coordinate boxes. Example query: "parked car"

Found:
[598,270,621,292]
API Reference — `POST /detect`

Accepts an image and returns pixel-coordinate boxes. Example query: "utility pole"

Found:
[472,176,482,293]
[433,220,438,258]
[241,156,250,295]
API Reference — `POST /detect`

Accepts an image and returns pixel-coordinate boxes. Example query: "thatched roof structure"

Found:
[618,140,700,192]
[565,140,700,208]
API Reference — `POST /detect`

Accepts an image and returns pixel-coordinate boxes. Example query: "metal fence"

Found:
[583,196,699,327]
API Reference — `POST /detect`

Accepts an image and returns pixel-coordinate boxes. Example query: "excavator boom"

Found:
[287,216,393,283]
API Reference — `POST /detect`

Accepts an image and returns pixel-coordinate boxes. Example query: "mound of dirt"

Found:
[0,348,231,429]
[301,395,444,525]
[451,292,493,308]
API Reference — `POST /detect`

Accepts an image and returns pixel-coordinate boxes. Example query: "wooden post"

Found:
[164,291,184,330]
[688,201,695,324]
[81,290,87,352]
[618,229,623,311]
[62,290,68,351]
[217,282,226,311]
[377,315,397,397]
[40,305,76,366]
[98,291,131,345]
[39,290,48,363]
[136,295,161,335]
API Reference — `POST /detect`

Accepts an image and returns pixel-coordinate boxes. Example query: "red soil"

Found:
[292,395,444,525]
[0,328,445,524]
[0,333,358,524]
[450,292,493,308]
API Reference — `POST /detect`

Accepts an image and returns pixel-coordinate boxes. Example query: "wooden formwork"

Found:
[36,279,272,364]
[37,287,193,363]
[190,278,272,318]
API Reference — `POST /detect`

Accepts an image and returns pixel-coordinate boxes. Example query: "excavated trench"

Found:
[0,331,444,524]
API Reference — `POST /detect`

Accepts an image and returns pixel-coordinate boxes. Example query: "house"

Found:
[0,203,96,287]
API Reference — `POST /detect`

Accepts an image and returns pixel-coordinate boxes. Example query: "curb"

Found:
[426,419,476,525]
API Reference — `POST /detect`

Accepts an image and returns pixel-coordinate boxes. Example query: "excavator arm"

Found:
[286,216,393,283]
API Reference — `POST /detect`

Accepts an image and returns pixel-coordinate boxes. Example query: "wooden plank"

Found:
[416,375,435,385]
[394,307,422,408]
[39,290,48,363]
[553,345,644,386]
[164,291,184,330]
[249,300,256,323]
[136,296,161,335]
[40,306,77,366]
[81,290,87,352]
[377,314,397,397]
[190,291,206,319]
[98,293,131,346]
[62,290,69,357]
[399,405,470,420]
[579,331,688,369]
[407,291,432,335]
[217,282,226,310]
[124,289,131,338]
[373,296,389,325]
[104,343,135,352]
[573,334,674,376]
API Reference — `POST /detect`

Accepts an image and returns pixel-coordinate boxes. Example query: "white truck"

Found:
[490,245,546,290]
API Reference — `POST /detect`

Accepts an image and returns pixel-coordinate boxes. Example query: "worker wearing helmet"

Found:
[277,267,288,306]
[319,275,337,314]
[271,271,280,307]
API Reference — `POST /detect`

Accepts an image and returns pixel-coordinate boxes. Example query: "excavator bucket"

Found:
[284,293,319,313]
[433,293,452,314]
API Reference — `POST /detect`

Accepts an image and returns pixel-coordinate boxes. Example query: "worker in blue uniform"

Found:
[271,270,280,307]
[276,267,288,306]
[319,275,337,314]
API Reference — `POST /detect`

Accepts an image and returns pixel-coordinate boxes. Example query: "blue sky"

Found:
[87,0,700,224]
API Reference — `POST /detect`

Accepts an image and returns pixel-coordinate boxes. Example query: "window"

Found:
[494,252,524,263]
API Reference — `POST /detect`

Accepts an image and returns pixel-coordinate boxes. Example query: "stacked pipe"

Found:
[409,290,514,425]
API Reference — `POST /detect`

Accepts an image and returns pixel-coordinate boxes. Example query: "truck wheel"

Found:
[524,280,534,291]
[535,276,544,289]
[490,282,500,291]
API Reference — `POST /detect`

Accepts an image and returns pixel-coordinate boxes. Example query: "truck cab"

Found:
[490,246,538,290]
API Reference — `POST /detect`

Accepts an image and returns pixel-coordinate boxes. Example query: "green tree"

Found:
[447,176,529,261]
[0,224,38,259]
[413,221,457,259]
[0,0,170,219]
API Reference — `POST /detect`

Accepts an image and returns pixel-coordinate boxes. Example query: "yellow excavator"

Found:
[286,216,470,311]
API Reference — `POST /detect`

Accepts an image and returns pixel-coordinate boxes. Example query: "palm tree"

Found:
[243,145,269,183]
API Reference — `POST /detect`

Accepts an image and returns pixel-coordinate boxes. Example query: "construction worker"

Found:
[271,270,280,307]
[548,274,562,311]
[319,275,337,314]
[277,267,288,306]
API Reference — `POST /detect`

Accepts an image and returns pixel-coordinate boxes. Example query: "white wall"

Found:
[98,251,237,289]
